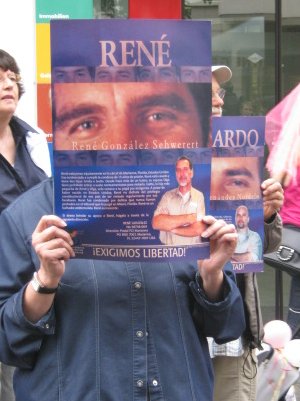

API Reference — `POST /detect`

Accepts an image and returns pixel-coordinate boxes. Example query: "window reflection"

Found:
[183,2,277,115]
[94,0,128,18]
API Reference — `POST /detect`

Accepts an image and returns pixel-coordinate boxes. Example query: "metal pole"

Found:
[275,0,282,104]
[274,0,283,320]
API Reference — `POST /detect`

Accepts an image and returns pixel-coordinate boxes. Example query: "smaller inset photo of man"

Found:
[231,205,262,263]
[210,156,262,203]
[152,156,207,246]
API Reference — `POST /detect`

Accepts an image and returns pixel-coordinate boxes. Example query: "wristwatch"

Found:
[31,272,59,294]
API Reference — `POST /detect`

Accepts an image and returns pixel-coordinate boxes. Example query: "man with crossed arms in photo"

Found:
[210,65,284,401]
[152,156,206,245]
[232,205,262,263]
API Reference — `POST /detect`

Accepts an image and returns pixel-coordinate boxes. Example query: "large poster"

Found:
[51,19,212,261]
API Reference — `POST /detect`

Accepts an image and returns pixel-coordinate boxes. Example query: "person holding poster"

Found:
[152,156,206,245]
[266,83,300,342]
[0,49,51,401]
[210,66,284,401]
[232,205,262,263]
[0,177,245,401]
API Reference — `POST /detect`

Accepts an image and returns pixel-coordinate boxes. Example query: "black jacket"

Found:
[0,116,50,213]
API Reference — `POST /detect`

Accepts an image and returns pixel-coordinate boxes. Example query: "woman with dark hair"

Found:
[0,49,51,401]
[0,49,51,212]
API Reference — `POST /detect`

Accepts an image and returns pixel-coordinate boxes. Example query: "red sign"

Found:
[129,0,182,19]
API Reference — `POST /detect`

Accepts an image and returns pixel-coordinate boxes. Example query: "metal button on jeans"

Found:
[134,281,142,289]
[136,330,144,338]
[137,380,144,388]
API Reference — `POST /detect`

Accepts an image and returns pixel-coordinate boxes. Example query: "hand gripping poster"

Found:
[210,116,265,273]
[51,19,212,261]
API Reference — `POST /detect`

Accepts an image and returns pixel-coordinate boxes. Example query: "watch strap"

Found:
[31,271,59,294]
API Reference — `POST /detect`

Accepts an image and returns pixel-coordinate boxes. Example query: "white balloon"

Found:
[283,339,300,367]
[263,320,292,349]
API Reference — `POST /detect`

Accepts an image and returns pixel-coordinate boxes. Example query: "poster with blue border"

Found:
[51,19,212,261]
[210,116,265,273]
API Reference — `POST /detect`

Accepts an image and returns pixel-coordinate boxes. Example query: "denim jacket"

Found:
[0,179,245,401]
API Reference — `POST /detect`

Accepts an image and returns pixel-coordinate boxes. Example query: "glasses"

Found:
[212,88,226,100]
[0,71,20,86]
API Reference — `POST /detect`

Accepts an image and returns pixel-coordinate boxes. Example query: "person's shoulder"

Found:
[11,115,41,135]
[3,178,53,220]
[0,179,53,244]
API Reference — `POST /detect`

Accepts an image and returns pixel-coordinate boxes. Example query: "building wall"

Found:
[2,1,299,126]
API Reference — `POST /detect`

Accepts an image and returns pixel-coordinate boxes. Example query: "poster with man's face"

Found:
[51,19,212,262]
[210,116,265,273]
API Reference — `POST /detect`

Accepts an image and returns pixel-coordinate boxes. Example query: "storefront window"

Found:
[184,0,300,115]
[184,1,277,116]
[282,21,300,94]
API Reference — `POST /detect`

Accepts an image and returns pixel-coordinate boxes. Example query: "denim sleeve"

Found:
[0,210,56,369]
[190,271,245,344]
